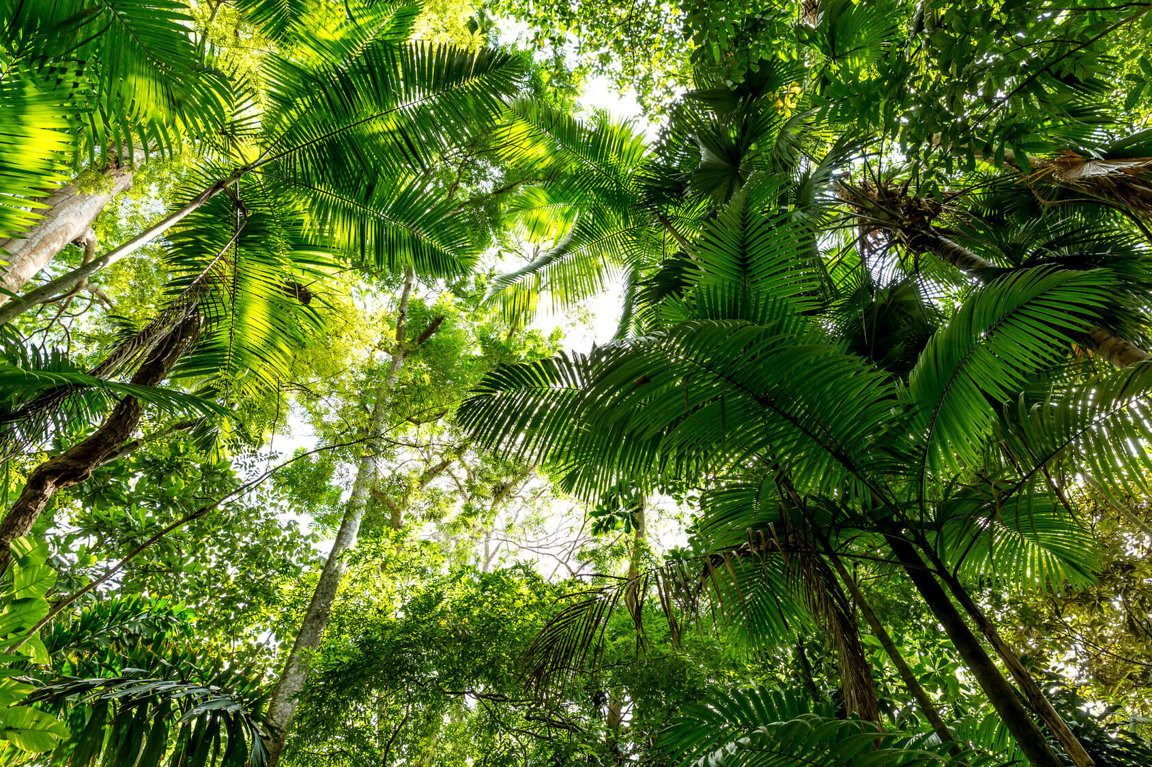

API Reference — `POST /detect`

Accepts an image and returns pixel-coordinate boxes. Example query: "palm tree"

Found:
[460,153,1152,763]
[0,0,528,570]
[468,64,1152,765]
[0,0,235,292]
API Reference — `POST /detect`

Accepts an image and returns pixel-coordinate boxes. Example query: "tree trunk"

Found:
[843,179,1104,764]
[0,168,134,304]
[0,314,198,573]
[794,640,820,698]
[0,173,239,326]
[608,498,647,744]
[263,414,382,767]
[884,534,1062,767]
[924,548,1094,767]
[264,267,448,766]
[1084,327,1149,368]
[825,549,956,747]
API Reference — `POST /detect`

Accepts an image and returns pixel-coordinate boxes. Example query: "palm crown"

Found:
[462,69,1152,766]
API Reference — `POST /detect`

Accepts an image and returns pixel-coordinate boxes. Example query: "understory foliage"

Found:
[0,1,1151,766]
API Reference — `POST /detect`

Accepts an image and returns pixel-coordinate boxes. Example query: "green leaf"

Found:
[0,706,69,753]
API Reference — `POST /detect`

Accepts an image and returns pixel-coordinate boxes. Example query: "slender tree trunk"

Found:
[608,498,647,743]
[825,549,956,747]
[884,534,1062,767]
[264,411,383,766]
[920,546,1094,767]
[845,179,1102,763]
[0,314,198,573]
[0,168,134,304]
[0,173,240,326]
[264,268,446,766]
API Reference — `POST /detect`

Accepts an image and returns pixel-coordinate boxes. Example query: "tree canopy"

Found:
[1,1,1152,765]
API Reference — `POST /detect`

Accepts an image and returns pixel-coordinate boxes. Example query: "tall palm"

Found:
[0,0,527,569]
[460,173,1152,764]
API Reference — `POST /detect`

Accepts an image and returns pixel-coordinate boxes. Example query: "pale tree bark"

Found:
[932,135,1152,220]
[0,154,540,327]
[264,267,445,766]
[0,314,199,573]
[0,167,134,304]
[0,173,240,326]
[801,0,820,26]
[380,450,460,531]
[608,498,647,743]
[440,461,533,573]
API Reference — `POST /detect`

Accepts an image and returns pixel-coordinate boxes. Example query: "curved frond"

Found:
[462,312,900,501]
[0,64,73,239]
[908,266,1115,477]
[998,360,1152,503]
[28,674,268,767]
[660,686,984,767]
[935,488,1101,592]
[261,41,524,183]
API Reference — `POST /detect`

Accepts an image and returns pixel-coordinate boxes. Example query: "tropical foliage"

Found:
[0,1,1151,765]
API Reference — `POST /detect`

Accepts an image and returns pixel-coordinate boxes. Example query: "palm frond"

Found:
[676,190,826,316]
[659,686,984,767]
[277,174,481,275]
[28,673,269,767]
[0,62,74,239]
[261,41,524,184]
[997,360,1152,503]
[6,0,233,164]
[0,366,226,458]
[934,485,1101,592]
[907,266,1115,477]
[462,308,900,501]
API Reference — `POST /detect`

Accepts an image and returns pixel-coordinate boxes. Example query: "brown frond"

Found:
[1039,150,1152,218]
